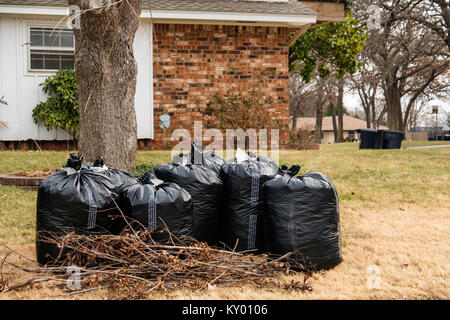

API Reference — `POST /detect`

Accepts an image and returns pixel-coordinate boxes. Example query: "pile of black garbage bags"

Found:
[36,144,342,270]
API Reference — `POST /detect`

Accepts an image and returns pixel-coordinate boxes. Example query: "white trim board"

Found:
[0,5,317,26]
[0,5,68,16]
[142,10,317,26]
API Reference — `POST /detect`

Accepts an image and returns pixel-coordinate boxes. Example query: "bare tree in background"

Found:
[289,71,340,143]
[434,0,450,49]
[349,53,387,129]
[405,74,450,130]
[323,77,340,143]
[336,78,345,142]
[354,0,449,133]
[313,76,326,143]
[407,100,428,131]
[408,0,449,50]
[69,0,142,171]
[289,71,317,130]
[314,75,339,144]
[289,72,340,143]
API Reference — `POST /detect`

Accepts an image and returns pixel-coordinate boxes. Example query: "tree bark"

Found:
[314,105,323,144]
[435,0,450,50]
[365,106,371,129]
[371,94,377,129]
[385,83,403,132]
[69,0,141,172]
[314,78,325,144]
[292,103,298,130]
[331,104,338,143]
[377,106,387,129]
[337,78,345,142]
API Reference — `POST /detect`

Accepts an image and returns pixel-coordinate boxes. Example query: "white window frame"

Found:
[25,22,75,74]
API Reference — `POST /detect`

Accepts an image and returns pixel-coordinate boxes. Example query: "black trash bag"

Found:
[278,164,301,177]
[36,154,129,265]
[88,156,137,194]
[173,141,225,175]
[120,173,194,242]
[220,149,279,252]
[263,166,342,270]
[154,152,223,245]
[138,170,158,185]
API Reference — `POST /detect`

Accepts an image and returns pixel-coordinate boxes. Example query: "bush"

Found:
[32,70,78,144]
[289,127,316,150]
[205,74,274,131]
[134,163,155,177]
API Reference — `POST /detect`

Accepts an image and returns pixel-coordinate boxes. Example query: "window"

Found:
[29,27,75,71]
[348,131,355,138]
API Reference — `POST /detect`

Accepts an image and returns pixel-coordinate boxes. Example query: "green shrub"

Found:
[32,70,78,144]
[134,163,155,177]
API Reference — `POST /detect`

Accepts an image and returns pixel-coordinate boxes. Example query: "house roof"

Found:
[0,0,317,16]
[294,116,389,131]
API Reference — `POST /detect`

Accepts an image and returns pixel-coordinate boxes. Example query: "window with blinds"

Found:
[29,27,75,71]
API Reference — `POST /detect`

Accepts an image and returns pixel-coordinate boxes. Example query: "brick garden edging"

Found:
[0,173,45,190]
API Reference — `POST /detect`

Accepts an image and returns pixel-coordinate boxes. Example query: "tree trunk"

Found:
[377,107,387,129]
[331,104,338,143]
[437,0,450,50]
[291,101,299,130]
[384,83,403,132]
[371,96,377,129]
[314,104,323,144]
[365,108,371,129]
[70,0,141,172]
[337,78,345,142]
[314,80,325,144]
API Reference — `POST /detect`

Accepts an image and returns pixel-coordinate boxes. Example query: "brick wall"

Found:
[148,23,291,150]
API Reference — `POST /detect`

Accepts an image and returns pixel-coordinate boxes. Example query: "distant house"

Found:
[293,115,388,144]
[0,0,345,150]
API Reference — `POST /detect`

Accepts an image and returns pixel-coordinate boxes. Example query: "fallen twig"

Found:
[1,226,312,299]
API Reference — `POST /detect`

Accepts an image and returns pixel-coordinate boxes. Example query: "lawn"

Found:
[0,142,449,299]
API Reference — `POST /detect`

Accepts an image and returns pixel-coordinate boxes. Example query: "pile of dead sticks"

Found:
[0,229,313,299]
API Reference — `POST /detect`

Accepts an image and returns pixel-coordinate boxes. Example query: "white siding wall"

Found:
[0,15,153,141]
[134,20,153,139]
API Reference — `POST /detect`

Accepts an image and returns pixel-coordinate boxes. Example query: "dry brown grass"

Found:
[0,143,449,299]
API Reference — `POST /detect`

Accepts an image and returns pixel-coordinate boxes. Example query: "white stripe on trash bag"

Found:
[148,189,157,232]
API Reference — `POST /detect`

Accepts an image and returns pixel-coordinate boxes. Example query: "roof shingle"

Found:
[0,0,317,16]
[294,116,389,131]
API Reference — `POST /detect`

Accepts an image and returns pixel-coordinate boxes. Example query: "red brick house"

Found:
[0,0,345,150]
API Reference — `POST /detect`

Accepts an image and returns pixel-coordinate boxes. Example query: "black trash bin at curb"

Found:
[357,129,403,150]
[356,129,383,149]
[380,130,404,149]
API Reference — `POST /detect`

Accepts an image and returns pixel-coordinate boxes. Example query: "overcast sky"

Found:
[344,94,450,117]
